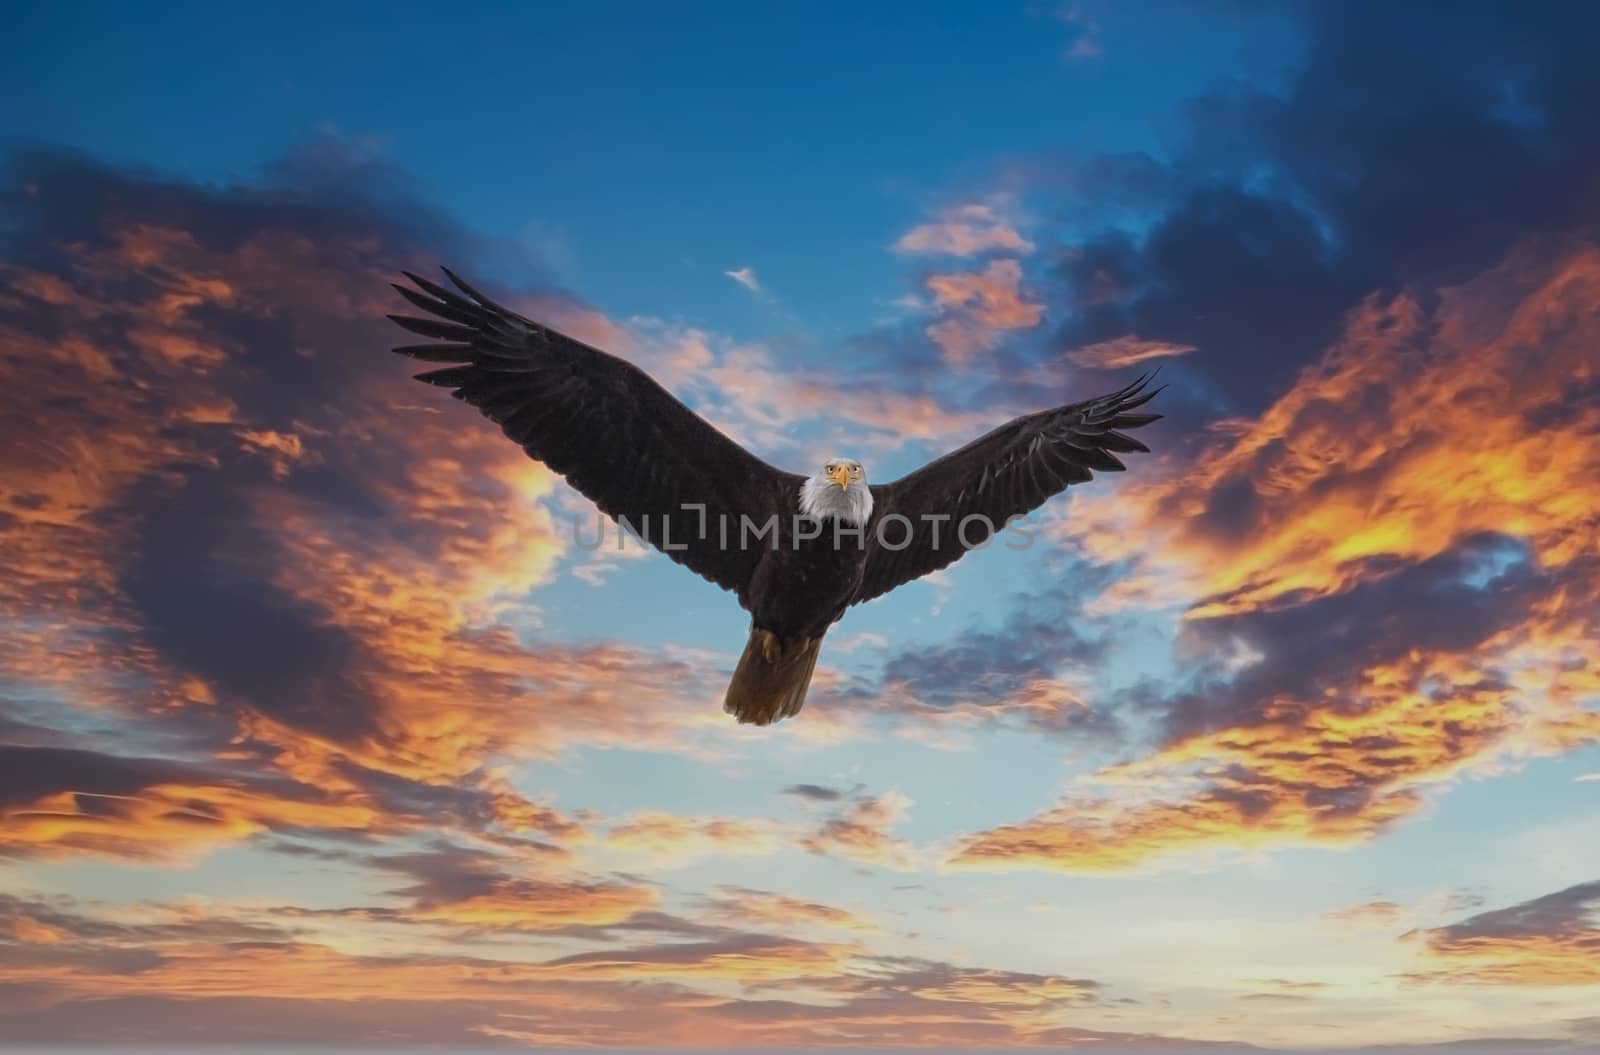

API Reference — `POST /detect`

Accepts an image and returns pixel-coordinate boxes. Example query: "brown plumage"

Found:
[725,629,822,725]
[388,268,1163,727]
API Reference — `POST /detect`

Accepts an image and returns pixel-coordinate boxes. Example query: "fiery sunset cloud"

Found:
[1404,881,1600,987]
[4,3,1600,1051]
[950,244,1600,875]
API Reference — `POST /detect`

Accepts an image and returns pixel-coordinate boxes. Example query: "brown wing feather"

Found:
[389,268,802,597]
[854,374,1163,606]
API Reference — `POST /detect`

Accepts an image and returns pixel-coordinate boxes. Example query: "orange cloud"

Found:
[895,203,1034,257]
[952,243,1600,872]
[1071,243,1600,620]
[902,969,1096,1008]
[537,933,864,984]
[620,324,996,463]
[0,782,382,862]
[948,628,1572,872]
[0,889,1139,1048]
[708,886,880,933]
[4,916,69,946]
[802,789,918,869]
[0,182,779,866]
[413,877,658,932]
[1404,880,1600,987]
[1324,900,1404,924]
[603,812,787,861]
[1067,336,1196,370]
[924,259,1044,365]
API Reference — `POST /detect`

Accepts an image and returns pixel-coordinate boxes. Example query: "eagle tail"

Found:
[723,628,822,726]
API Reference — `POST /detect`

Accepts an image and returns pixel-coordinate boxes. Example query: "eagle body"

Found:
[724,509,870,725]
[741,514,868,642]
[388,268,1163,728]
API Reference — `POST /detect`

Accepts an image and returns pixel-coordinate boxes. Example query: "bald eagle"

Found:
[389,269,1161,726]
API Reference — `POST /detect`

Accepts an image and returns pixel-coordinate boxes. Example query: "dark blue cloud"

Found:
[1049,1,1600,415]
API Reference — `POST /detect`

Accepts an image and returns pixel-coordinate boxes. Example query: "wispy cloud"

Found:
[895,202,1034,258]
[1067,336,1196,370]
[724,264,762,293]
[1058,5,1102,61]
[801,787,919,869]
[706,886,881,933]
[924,258,1044,365]
[1404,880,1600,986]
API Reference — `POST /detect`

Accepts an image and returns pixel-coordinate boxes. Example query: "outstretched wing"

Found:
[389,268,803,596]
[854,374,1162,606]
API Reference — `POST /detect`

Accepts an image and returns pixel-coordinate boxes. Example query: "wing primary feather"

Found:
[393,343,473,362]
[852,370,1163,609]
[1097,430,1150,453]
[401,270,484,315]
[1106,370,1152,401]
[413,365,480,387]
[474,355,540,374]
[390,283,481,326]
[1109,385,1164,413]
[440,266,523,320]
[1077,447,1127,472]
[387,314,479,342]
[1061,461,1094,485]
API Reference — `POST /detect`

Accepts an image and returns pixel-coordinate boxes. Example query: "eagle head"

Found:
[799,457,873,525]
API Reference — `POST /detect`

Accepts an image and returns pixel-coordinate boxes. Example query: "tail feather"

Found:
[723,628,822,726]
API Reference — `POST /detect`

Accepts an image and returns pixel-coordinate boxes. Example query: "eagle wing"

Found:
[854,374,1162,606]
[389,268,803,596]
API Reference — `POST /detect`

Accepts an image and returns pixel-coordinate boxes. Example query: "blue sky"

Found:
[4,1,1300,332]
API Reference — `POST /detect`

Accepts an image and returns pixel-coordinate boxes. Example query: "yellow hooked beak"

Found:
[829,465,852,488]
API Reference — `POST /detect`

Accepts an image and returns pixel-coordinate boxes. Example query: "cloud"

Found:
[0,886,1150,1048]
[367,844,661,933]
[706,886,880,933]
[782,782,846,803]
[592,787,925,873]
[1325,900,1405,924]
[602,811,788,863]
[595,320,997,473]
[0,143,822,869]
[801,788,918,869]
[1058,6,1102,61]
[1067,336,1197,370]
[924,259,1045,365]
[0,745,382,861]
[846,575,1123,741]
[0,141,998,878]
[1070,249,1600,620]
[538,932,863,984]
[723,265,761,293]
[0,893,297,949]
[895,203,1034,258]
[1046,4,1600,417]
[949,242,1600,873]
[806,954,1099,1009]
[9,1,1600,1044]
[1405,880,1600,986]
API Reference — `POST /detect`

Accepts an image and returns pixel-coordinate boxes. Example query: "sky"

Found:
[1,0,1598,1051]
